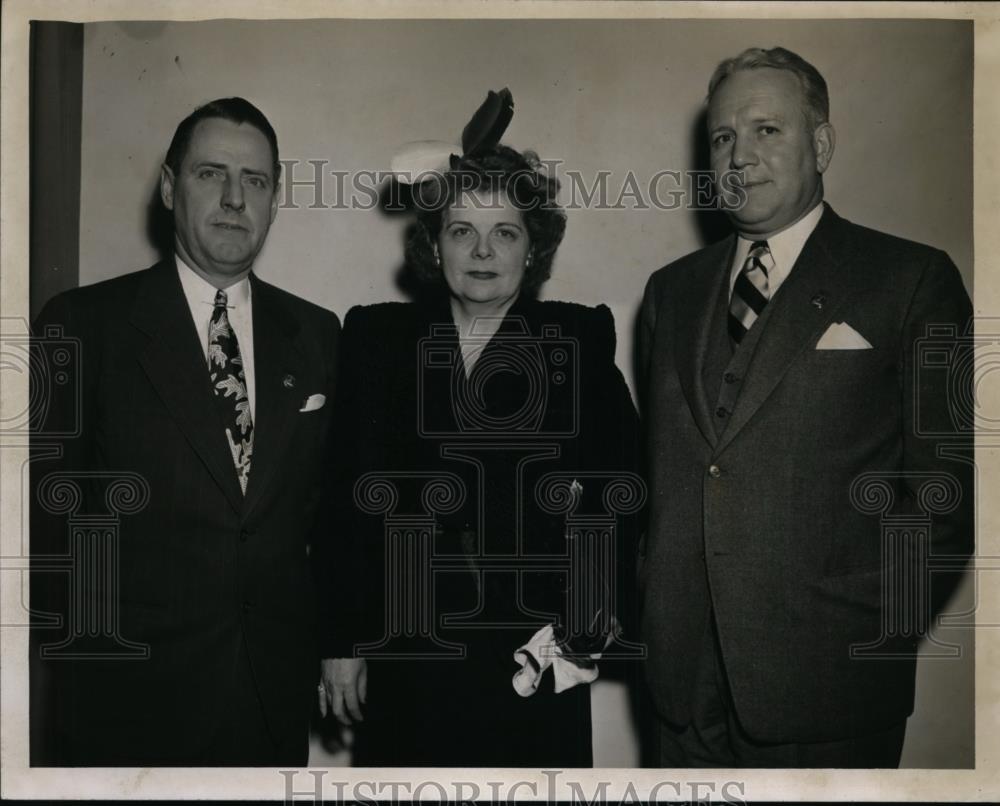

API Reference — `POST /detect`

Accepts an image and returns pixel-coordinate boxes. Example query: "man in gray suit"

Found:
[637,47,973,767]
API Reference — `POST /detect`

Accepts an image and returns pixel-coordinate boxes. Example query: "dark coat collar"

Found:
[674,204,867,454]
[127,260,305,520]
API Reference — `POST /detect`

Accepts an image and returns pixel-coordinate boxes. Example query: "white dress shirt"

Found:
[729,202,825,298]
[175,256,256,420]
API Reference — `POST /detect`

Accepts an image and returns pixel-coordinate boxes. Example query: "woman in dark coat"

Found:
[318,93,641,767]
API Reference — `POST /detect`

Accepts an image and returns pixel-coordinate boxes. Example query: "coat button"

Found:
[239,529,250,543]
[242,600,253,613]
[723,372,737,384]
[715,406,728,418]
[708,465,722,479]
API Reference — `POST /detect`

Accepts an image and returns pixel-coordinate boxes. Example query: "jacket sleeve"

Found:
[900,250,974,617]
[314,306,379,658]
[305,308,344,656]
[558,304,644,654]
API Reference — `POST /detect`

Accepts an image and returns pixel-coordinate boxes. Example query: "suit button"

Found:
[723,372,738,384]
[239,529,250,543]
[715,406,728,418]
[708,465,722,479]
[242,600,253,613]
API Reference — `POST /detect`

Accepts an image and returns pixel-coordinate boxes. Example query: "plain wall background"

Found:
[74,18,974,767]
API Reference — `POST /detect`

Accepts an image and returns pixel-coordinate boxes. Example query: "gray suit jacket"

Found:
[637,205,974,743]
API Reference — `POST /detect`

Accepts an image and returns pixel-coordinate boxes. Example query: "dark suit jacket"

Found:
[319,296,641,767]
[637,205,974,743]
[30,260,340,765]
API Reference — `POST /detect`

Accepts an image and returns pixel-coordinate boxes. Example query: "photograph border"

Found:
[2,0,998,801]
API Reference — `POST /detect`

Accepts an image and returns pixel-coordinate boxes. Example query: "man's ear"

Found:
[814,122,835,174]
[160,163,176,211]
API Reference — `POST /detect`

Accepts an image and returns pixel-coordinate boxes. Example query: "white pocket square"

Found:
[815,322,873,350]
[299,393,326,412]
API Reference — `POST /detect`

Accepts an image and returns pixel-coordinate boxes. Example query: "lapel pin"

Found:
[283,374,296,388]
[811,294,826,310]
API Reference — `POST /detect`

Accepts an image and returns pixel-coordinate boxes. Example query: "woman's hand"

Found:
[319,657,368,725]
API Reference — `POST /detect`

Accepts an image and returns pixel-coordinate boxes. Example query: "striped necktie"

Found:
[728,240,775,346]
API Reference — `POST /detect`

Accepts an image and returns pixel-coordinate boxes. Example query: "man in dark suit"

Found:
[30,97,339,765]
[637,47,973,767]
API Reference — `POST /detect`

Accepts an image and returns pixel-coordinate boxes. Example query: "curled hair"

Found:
[707,47,830,131]
[404,145,566,294]
[164,96,281,183]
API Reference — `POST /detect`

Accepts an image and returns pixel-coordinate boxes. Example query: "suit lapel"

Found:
[715,206,863,456]
[675,237,734,448]
[128,261,246,514]
[241,274,304,521]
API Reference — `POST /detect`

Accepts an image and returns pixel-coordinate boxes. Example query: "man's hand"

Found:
[318,657,367,725]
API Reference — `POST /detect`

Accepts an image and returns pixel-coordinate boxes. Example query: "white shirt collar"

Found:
[730,202,825,295]
[175,254,252,308]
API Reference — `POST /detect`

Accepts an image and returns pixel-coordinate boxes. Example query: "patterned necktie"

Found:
[728,240,775,345]
[208,289,254,494]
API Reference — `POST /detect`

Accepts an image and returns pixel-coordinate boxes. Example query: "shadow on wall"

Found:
[146,175,173,263]
[630,106,732,401]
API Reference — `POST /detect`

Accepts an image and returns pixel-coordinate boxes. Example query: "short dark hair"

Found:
[164,97,280,182]
[404,145,566,294]
[707,46,830,131]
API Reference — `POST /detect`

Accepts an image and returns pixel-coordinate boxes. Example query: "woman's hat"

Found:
[390,88,514,185]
